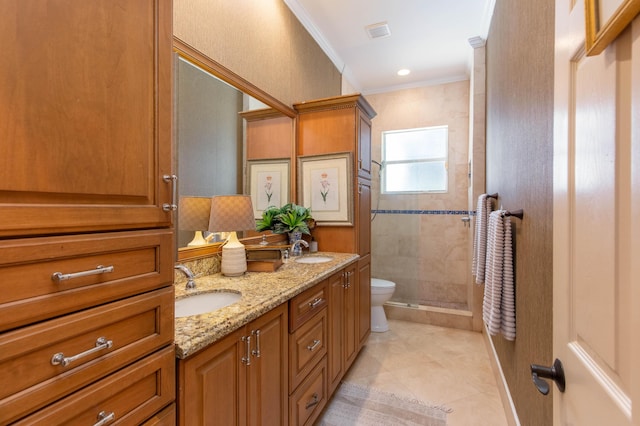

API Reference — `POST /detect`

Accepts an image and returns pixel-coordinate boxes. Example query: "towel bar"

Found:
[502,209,523,219]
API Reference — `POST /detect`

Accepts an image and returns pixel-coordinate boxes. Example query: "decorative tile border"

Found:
[372,209,474,215]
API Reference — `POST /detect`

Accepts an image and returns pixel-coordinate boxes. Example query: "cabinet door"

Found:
[343,263,358,370]
[357,179,371,256]
[0,0,174,238]
[327,270,345,395]
[357,112,372,179]
[247,304,288,426]
[178,328,247,426]
[357,256,371,348]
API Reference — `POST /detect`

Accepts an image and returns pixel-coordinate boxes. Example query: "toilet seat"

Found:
[371,278,395,294]
[371,278,395,288]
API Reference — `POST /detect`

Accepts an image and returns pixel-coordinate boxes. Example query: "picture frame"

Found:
[247,159,290,219]
[298,152,353,226]
[585,0,640,56]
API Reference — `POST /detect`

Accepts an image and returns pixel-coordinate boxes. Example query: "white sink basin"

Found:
[295,256,332,264]
[175,291,241,318]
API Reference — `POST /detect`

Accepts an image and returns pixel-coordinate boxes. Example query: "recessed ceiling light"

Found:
[397,69,410,76]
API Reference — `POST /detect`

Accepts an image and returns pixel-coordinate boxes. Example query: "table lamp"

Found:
[208,195,256,276]
[179,196,212,246]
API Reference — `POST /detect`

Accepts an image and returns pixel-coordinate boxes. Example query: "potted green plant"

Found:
[256,203,314,254]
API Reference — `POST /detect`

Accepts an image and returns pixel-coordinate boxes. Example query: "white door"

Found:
[554,1,640,425]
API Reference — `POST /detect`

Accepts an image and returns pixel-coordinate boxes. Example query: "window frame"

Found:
[380,125,449,194]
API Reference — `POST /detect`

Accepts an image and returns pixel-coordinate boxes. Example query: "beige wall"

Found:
[173,0,341,106]
[366,81,471,308]
[485,0,554,424]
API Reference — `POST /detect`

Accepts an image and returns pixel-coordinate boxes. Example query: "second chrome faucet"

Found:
[174,264,196,289]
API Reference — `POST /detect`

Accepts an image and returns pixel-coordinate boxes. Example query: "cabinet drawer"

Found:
[142,403,176,425]
[289,308,327,392]
[0,287,174,424]
[14,346,176,425]
[289,279,328,332]
[0,229,174,332]
[289,356,327,426]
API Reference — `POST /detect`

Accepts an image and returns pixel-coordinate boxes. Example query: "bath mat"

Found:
[317,382,450,425]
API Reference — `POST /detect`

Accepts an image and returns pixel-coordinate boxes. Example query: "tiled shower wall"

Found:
[365,81,471,309]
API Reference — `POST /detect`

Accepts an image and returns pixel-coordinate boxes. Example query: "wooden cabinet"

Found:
[295,94,376,256]
[178,304,288,426]
[327,264,359,394]
[288,280,329,426]
[0,0,174,238]
[294,94,376,364]
[0,0,175,423]
[295,94,375,386]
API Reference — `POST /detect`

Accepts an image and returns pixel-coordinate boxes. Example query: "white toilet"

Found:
[371,278,396,332]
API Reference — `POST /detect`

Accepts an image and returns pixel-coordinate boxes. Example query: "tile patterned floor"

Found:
[332,319,509,425]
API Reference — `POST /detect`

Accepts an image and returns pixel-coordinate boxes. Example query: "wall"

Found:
[365,81,471,310]
[173,0,341,106]
[485,0,554,424]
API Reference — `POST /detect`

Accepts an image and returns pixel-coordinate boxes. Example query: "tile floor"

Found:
[327,319,509,425]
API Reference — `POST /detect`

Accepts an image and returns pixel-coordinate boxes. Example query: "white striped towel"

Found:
[472,194,494,284]
[482,210,516,340]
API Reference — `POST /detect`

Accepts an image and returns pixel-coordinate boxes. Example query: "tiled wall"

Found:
[366,81,472,309]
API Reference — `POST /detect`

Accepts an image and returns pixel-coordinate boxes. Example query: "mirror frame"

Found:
[173,37,296,262]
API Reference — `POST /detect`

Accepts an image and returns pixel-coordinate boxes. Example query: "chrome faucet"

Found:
[290,239,309,257]
[174,264,196,289]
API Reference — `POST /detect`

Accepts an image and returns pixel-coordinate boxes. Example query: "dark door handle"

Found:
[530,358,566,395]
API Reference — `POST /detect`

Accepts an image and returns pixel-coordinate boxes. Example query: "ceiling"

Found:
[284,0,495,94]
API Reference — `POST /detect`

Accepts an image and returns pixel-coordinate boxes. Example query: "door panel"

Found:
[554,1,638,424]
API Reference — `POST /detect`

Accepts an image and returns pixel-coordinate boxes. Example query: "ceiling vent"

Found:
[365,22,391,39]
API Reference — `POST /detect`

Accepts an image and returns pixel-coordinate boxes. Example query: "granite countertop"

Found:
[174,252,359,358]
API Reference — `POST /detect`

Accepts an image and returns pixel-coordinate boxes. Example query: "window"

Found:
[381,126,448,193]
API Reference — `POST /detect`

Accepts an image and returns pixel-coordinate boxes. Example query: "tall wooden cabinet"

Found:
[0,0,174,238]
[0,0,176,424]
[295,94,376,366]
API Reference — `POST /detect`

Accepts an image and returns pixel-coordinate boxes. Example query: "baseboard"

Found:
[384,302,474,331]
[482,325,521,426]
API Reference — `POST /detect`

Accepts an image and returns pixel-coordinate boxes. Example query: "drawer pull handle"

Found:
[52,265,114,282]
[305,393,320,409]
[94,411,115,426]
[162,174,178,211]
[307,339,321,352]
[251,329,261,358]
[51,337,113,367]
[309,298,324,309]
[241,335,252,365]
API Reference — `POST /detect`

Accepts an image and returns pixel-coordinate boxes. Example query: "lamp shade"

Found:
[208,195,256,277]
[208,195,256,233]
[179,196,212,231]
[179,196,212,247]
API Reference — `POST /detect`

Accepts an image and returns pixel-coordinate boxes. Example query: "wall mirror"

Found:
[174,39,296,261]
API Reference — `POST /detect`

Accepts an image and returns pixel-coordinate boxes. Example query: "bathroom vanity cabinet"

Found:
[175,259,363,426]
[0,0,176,423]
[295,94,376,360]
[177,304,289,425]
